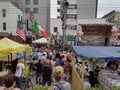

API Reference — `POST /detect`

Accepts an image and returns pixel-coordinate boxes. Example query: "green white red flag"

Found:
[33,20,48,38]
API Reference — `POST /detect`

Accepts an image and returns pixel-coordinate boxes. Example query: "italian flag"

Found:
[33,20,48,38]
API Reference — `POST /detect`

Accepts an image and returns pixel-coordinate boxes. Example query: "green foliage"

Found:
[85,87,108,90]
[33,85,49,90]
[85,86,120,90]
[112,86,120,90]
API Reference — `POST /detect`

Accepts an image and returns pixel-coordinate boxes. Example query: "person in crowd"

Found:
[11,58,18,74]
[55,52,60,60]
[15,58,25,89]
[56,56,64,67]
[88,71,99,87]
[0,62,2,71]
[94,65,100,77]
[35,59,43,84]
[87,59,94,73]
[107,60,119,70]
[64,58,72,82]
[0,73,20,90]
[25,61,31,79]
[30,56,38,75]
[42,60,52,86]
[66,50,72,59]
[40,53,47,64]
[61,55,66,64]
[48,66,71,90]
[0,76,3,86]
[55,62,60,67]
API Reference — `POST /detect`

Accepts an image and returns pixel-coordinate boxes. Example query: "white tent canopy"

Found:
[32,38,48,43]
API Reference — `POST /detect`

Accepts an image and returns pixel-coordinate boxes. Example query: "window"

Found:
[18,15,20,21]
[33,0,38,5]
[25,8,30,14]
[25,0,30,5]
[57,1,60,5]
[3,23,6,30]
[33,8,38,14]
[54,27,58,32]
[57,16,60,18]
[2,9,6,17]
[57,9,60,12]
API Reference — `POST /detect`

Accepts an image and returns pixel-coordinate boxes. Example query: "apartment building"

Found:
[16,0,50,34]
[0,0,23,38]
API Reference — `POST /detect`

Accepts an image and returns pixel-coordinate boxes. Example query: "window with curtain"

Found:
[33,0,38,5]
[33,8,38,14]
[25,8,30,14]
[25,0,30,5]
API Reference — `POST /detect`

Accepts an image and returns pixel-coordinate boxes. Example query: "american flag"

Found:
[16,21,26,41]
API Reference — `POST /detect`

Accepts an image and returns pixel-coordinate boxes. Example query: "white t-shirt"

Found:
[15,63,25,77]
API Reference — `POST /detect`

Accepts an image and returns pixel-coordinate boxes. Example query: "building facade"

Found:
[0,0,23,42]
[78,19,112,46]
[50,0,98,45]
[16,0,50,34]
[77,0,98,19]
[102,10,120,23]
[102,10,120,46]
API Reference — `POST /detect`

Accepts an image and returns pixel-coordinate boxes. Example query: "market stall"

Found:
[0,38,32,72]
[72,46,120,89]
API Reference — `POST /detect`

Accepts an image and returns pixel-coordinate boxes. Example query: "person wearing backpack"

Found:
[48,66,71,90]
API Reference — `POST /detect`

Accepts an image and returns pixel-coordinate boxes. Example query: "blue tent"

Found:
[72,46,120,60]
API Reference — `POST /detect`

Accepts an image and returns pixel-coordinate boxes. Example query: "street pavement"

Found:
[24,76,36,90]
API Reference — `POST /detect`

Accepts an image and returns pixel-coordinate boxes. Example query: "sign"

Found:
[67,36,75,41]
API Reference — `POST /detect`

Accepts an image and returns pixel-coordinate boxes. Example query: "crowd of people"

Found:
[0,45,78,90]
[27,46,77,89]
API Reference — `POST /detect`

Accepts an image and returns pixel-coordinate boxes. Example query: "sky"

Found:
[97,0,120,18]
[51,0,120,18]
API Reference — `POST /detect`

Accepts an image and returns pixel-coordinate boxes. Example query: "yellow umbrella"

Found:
[0,37,25,54]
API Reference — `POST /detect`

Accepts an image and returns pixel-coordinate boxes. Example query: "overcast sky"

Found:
[97,0,120,18]
[51,0,120,18]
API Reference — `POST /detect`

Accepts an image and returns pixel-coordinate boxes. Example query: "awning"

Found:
[72,46,120,60]
[0,37,25,54]
[32,38,47,43]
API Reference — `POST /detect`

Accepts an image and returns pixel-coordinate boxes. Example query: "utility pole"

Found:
[61,0,69,47]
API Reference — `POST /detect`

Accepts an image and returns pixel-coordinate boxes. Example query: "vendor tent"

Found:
[73,46,120,60]
[0,45,9,57]
[32,38,47,43]
[24,44,32,54]
[72,46,120,90]
[0,37,25,54]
